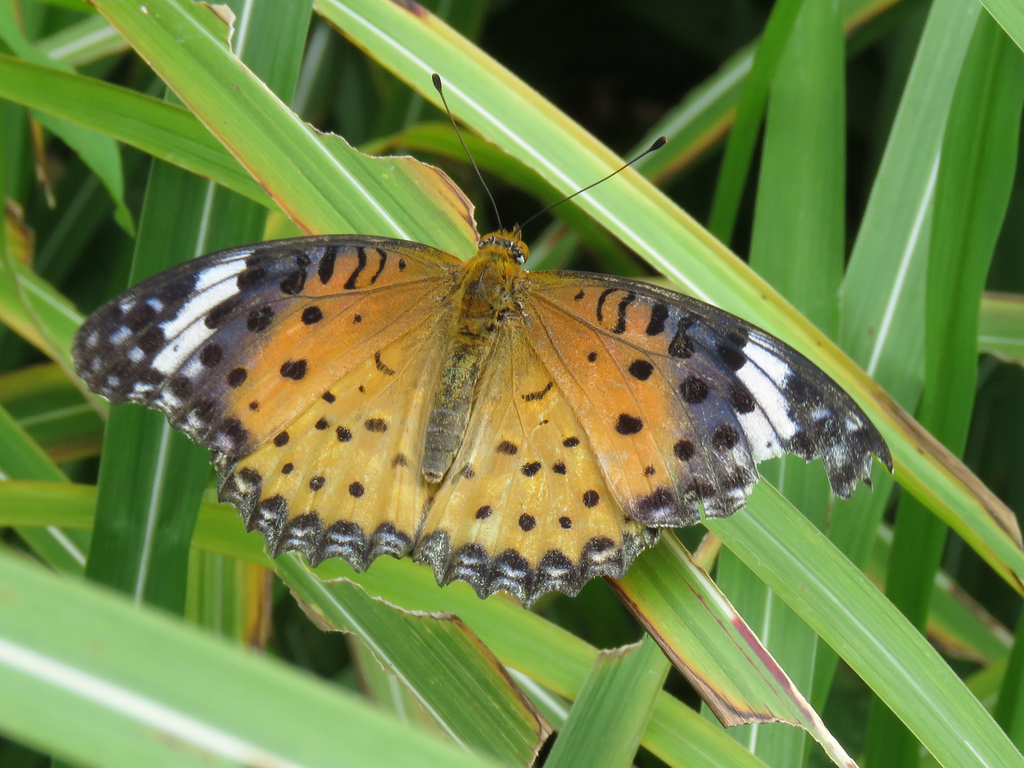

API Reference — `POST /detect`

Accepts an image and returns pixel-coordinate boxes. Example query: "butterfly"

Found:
[72,229,892,605]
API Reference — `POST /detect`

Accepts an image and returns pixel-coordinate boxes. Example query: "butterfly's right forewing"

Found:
[524,271,892,528]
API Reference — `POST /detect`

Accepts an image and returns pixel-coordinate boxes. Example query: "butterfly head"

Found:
[478,231,529,265]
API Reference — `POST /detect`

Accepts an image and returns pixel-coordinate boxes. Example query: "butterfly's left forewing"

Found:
[73,235,463,458]
[523,271,892,528]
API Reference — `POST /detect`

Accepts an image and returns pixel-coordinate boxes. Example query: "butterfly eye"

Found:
[510,240,529,264]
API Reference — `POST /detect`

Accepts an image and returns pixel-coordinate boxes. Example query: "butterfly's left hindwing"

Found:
[523,271,892,527]
[72,235,462,458]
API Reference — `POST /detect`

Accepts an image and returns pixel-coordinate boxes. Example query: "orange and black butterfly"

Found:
[72,226,891,605]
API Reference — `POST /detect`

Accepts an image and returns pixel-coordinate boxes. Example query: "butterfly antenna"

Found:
[513,136,667,238]
[432,74,503,232]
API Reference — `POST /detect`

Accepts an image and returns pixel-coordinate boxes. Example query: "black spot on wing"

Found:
[374,352,396,376]
[370,249,387,284]
[206,296,242,329]
[318,245,337,284]
[280,360,307,380]
[521,461,542,477]
[646,302,669,336]
[680,375,709,403]
[615,414,643,435]
[668,317,695,359]
[236,264,267,291]
[613,292,635,334]
[496,440,519,455]
[628,359,653,380]
[246,306,274,332]
[344,247,368,290]
[595,287,616,323]
[522,381,553,402]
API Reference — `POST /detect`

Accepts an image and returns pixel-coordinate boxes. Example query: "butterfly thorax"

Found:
[422,232,527,483]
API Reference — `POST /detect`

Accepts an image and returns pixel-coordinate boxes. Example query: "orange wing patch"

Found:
[218,313,451,569]
[525,273,891,524]
[73,236,461,459]
[414,321,657,605]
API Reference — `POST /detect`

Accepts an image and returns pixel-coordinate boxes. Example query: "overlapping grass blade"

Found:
[979,293,1024,366]
[0,55,271,206]
[0,2,131,234]
[0,364,102,462]
[36,13,129,67]
[0,547,500,768]
[708,484,1024,768]
[978,0,1024,51]
[865,11,1024,764]
[706,0,803,244]
[716,0,845,762]
[0,480,799,768]
[544,637,669,768]
[279,556,551,767]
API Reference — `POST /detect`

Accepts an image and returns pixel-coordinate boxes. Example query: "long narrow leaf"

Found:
[0,547,499,768]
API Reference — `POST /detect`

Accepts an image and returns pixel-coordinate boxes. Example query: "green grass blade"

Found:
[618,536,856,768]
[979,0,1024,51]
[707,0,804,244]
[36,14,129,67]
[708,485,1024,768]
[90,0,477,254]
[544,637,669,768]
[186,551,272,644]
[996,620,1024,748]
[0,402,87,573]
[0,395,64,483]
[0,2,132,235]
[85,161,218,612]
[866,12,1024,766]
[529,0,909,273]
[922,8,1022,480]
[0,547,501,768]
[717,2,847,763]
[819,0,1014,707]
[0,54,272,206]
[0,479,800,768]
[979,292,1024,365]
[865,527,1013,666]
[839,0,976,407]
[645,694,773,768]
[0,107,89,576]
[297,580,551,760]
[278,555,551,767]
[0,364,102,463]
